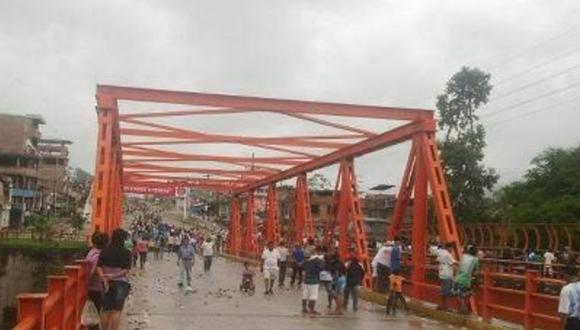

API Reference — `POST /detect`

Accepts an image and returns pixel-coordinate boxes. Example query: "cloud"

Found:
[1,0,579,190]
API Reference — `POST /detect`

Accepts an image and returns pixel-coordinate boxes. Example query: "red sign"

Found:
[124,185,175,196]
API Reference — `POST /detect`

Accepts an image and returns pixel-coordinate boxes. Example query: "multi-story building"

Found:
[37,138,73,212]
[0,113,45,227]
[275,184,403,243]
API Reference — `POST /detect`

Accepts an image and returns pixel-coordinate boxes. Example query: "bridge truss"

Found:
[91,84,462,291]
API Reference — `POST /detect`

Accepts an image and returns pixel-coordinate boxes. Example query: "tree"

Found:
[495,144,580,222]
[307,173,331,190]
[437,67,499,222]
[29,213,55,241]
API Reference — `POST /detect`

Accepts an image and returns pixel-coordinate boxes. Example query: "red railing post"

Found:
[524,270,538,329]
[15,293,47,330]
[45,275,68,329]
[75,259,90,303]
[482,267,492,322]
[64,265,82,329]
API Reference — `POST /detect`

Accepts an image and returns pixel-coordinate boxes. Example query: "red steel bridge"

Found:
[13,85,572,330]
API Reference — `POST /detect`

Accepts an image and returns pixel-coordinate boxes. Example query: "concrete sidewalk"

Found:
[121,253,454,330]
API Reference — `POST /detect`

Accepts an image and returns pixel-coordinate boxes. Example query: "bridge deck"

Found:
[122,254,450,330]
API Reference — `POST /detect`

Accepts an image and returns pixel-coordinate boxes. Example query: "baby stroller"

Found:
[240,272,255,296]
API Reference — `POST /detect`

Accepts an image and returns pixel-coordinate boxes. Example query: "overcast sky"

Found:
[1,0,579,191]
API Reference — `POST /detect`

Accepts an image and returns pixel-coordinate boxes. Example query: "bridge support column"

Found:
[293,174,313,244]
[228,195,241,255]
[265,184,280,244]
[242,190,257,258]
[411,137,427,300]
[91,96,123,237]
[335,158,372,288]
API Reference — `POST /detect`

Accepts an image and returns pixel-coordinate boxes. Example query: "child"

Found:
[386,269,408,316]
[240,262,256,294]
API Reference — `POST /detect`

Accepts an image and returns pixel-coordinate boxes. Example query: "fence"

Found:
[396,257,568,330]
[13,260,89,330]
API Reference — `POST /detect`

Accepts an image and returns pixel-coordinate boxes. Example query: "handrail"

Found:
[13,259,88,330]
[387,258,565,329]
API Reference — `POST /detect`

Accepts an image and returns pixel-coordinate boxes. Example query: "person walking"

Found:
[86,231,109,330]
[261,241,280,294]
[97,229,132,330]
[177,236,196,288]
[277,241,289,287]
[290,244,305,288]
[302,246,324,315]
[558,267,580,330]
[201,237,215,272]
[136,234,150,269]
[344,256,365,312]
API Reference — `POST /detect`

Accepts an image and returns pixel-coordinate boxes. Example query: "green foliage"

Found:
[0,238,85,252]
[68,212,86,234]
[437,67,499,222]
[307,173,331,190]
[494,144,580,222]
[29,213,55,241]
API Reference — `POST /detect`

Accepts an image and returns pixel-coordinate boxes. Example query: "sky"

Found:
[1,0,579,191]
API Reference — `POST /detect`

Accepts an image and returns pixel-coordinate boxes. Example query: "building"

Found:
[276,186,398,242]
[0,177,11,228]
[37,138,73,212]
[0,113,45,227]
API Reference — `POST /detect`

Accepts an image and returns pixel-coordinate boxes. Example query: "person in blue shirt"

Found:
[390,238,402,272]
[290,244,305,288]
[177,236,196,288]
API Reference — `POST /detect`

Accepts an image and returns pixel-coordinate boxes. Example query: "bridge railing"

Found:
[13,260,89,330]
[395,257,565,330]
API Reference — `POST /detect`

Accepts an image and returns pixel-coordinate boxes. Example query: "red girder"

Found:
[120,128,352,149]
[98,85,433,120]
[122,145,309,166]
[237,120,434,193]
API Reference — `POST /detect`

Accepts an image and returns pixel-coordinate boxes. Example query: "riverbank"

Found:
[0,239,86,328]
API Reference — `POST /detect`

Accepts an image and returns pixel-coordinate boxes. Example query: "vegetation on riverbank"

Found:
[0,238,86,252]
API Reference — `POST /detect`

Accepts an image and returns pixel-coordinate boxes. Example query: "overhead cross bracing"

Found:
[95,85,433,194]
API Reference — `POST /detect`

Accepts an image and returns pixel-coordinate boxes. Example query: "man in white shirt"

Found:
[201,237,215,273]
[543,248,557,277]
[277,241,289,287]
[436,243,457,311]
[371,241,393,293]
[261,241,280,295]
[559,268,580,330]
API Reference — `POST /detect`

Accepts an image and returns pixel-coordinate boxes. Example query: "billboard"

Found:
[124,185,175,196]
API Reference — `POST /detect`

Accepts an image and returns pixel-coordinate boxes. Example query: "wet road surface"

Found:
[122,253,455,330]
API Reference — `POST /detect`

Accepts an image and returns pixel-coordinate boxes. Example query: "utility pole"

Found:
[182,186,189,225]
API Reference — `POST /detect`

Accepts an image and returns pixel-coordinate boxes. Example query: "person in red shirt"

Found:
[136,234,150,269]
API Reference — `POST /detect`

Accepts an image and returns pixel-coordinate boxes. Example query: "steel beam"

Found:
[98,85,434,120]
[236,120,434,193]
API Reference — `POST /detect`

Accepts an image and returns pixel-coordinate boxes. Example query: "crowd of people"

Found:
[251,238,366,316]
[83,201,224,330]
[82,199,579,328]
